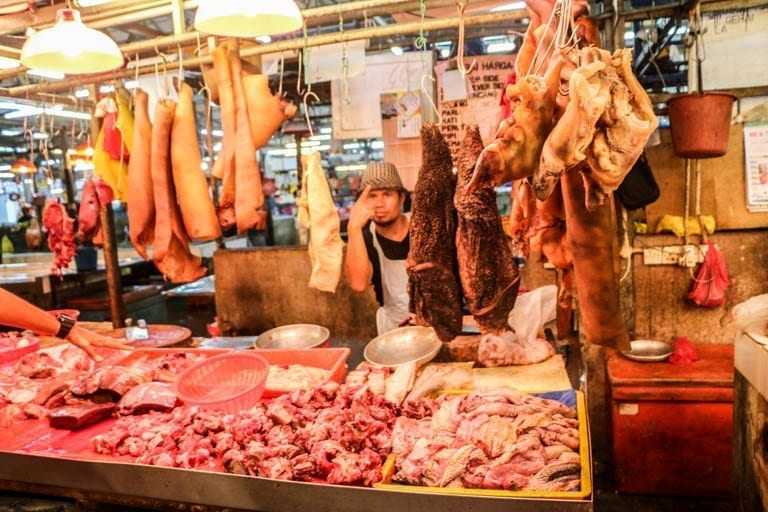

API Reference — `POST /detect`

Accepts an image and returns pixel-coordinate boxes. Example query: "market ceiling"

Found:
[0,0,531,142]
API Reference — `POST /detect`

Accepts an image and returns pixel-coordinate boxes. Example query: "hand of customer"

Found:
[66,325,133,361]
[348,185,374,231]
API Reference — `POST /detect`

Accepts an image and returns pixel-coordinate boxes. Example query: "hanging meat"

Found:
[78,175,114,246]
[127,89,154,260]
[468,56,564,191]
[507,178,536,259]
[407,124,463,342]
[533,49,611,202]
[560,167,630,351]
[454,125,520,334]
[229,40,265,234]
[150,98,206,284]
[534,47,658,207]
[297,151,344,293]
[211,40,237,233]
[42,200,76,277]
[170,81,221,241]
[582,48,659,209]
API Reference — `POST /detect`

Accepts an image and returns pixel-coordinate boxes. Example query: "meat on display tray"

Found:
[112,347,234,369]
[374,390,592,501]
[254,347,350,398]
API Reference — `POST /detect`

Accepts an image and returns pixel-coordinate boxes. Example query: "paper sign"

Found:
[303,40,366,85]
[743,122,768,212]
[441,69,469,102]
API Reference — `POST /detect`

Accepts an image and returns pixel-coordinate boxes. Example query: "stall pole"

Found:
[99,203,126,328]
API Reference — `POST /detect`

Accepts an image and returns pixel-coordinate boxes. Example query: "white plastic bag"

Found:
[507,284,558,343]
[732,293,768,331]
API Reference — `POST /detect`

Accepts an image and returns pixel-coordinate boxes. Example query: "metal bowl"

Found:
[363,326,442,368]
[254,324,330,350]
[621,340,674,362]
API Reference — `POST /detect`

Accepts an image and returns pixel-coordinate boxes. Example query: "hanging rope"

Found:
[421,74,442,126]
[278,52,285,96]
[339,10,351,104]
[414,0,428,51]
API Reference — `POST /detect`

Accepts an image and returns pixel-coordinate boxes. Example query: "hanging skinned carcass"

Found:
[407,124,463,342]
[454,124,520,334]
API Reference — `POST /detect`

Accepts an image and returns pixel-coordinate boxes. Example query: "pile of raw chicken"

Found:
[408,0,657,355]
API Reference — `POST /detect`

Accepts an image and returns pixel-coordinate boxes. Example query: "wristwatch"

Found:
[55,313,76,339]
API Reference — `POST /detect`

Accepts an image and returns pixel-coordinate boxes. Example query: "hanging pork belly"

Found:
[150,98,206,284]
[127,89,154,260]
[407,124,463,342]
[454,124,520,333]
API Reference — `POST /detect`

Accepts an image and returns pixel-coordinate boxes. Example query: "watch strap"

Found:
[55,313,76,339]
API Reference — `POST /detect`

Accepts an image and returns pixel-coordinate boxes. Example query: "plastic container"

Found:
[667,92,735,158]
[0,335,40,365]
[174,353,269,413]
[256,347,350,398]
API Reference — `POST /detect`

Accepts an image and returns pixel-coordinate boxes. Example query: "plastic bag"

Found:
[732,293,768,331]
[507,285,558,343]
[688,242,729,308]
[669,336,699,365]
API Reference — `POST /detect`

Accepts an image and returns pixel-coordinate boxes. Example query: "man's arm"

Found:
[345,186,374,292]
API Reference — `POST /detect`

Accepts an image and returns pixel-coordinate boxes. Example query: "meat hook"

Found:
[302,90,319,137]
[455,0,477,75]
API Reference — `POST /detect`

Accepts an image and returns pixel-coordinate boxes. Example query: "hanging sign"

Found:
[435,55,515,159]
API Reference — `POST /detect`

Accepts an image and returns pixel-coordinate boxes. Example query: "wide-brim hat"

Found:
[361,162,404,191]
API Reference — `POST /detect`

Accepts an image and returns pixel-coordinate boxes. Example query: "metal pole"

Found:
[5,9,526,96]
[99,203,126,329]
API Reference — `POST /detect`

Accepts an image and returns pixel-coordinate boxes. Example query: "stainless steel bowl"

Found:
[254,324,330,349]
[363,326,442,367]
[621,340,674,362]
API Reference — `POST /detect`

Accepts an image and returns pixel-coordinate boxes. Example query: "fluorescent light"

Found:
[200,129,224,137]
[487,41,517,53]
[4,107,90,120]
[256,35,272,43]
[0,172,14,178]
[124,80,139,89]
[99,84,115,93]
[335,164,366,172]
[75,0,117,6]
[309,133,331,141]
[0,165,11,171]
[391,46,404,56]
[74,88,90,98]
[0,129,22,136]
[319,127,332,134]
[490,2,525,12]
[371,140,384,149]
[27,69,65,80]
[0,56,19,69]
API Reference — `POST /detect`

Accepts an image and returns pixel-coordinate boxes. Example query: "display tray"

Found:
[105,324,192,347]
[374,390,591,500]
[255,347,350,398]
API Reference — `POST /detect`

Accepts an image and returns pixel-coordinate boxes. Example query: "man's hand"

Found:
[66,325,133,361]
[347,185,374,231]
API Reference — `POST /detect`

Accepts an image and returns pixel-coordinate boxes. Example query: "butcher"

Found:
[0,289,132,360]
[344,162,411,335]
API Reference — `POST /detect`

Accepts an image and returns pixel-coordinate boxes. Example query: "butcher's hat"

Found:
[362,162,404,191]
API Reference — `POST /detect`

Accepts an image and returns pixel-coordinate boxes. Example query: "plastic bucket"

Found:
[667,92,735,158]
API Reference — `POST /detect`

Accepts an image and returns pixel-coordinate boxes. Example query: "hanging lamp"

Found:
[20,8,123,75]
[194,0,303,38]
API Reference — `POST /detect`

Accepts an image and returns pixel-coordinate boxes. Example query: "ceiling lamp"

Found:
[20,8,123,75]
[195,0,303,38]
[11,158,36,174]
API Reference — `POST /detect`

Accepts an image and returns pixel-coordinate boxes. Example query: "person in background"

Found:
[0,288,132,360]
[345,162,410,335]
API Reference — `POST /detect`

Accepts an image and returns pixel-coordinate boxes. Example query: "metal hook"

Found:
[302,90,319,137]
[456,0,477,75]
[420,74,442,126]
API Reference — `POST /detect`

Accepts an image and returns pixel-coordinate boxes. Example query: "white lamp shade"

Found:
[195,0,303,38]
[20,9,123,75]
